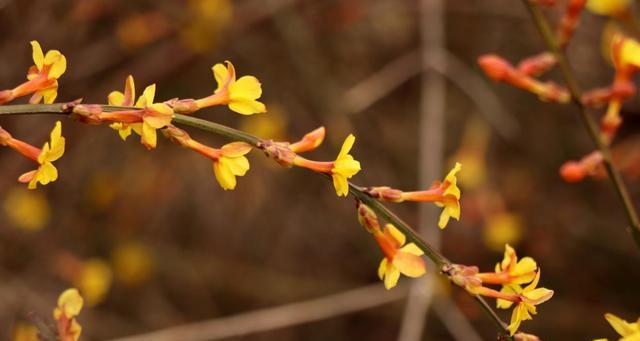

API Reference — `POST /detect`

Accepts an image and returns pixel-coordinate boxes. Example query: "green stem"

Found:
[0,103,513,339]
[521,1,640,251]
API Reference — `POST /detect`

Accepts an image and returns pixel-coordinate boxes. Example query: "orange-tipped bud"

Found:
[478,54,512,81]
[356,201,380,234]
[517,52,556,76]
[366,186,404,202]
[260,139,297,167]
[560,161,587,183]
[557,0,587,48]
[447,264,483,294]
[71,104,104,125]
[0,126,12,145]
[514,332,542,341]
[171,98,199,115]
[289,126,325,153]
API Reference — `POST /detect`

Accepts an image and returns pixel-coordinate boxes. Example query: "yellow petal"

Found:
[226,156,250,176]
[40,86,58,104]
[383,264,400,290]
[399,243,424,256]
[46,52,66,79]
[38,162,58,185]
[56,288,84,319]
[337,134,356,159]
[221,142,252,157]
[108,91,125,106]
[141,123,157,149]
[586,0,631,16]
[393,252,426,278]
[512,257,537,283]
[333,155,361,178]
[214,159,236,190]
[229,99,267,115]
[524,270,541,292]
[605,313,638,337]
[136,84,156,107]
[384,223,406,246]
[524,288,554,305]
[331,173,349,197]
[229,75,263,101]
[378,258,387,280]
[30,41,44,71]
[213,61,235,93]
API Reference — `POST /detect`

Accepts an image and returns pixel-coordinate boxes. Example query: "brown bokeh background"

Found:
[0,0,639,340]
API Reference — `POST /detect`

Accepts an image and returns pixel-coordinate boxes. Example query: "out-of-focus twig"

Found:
[107,283,406,341]
[397,0,445,339]
[520,0,640,251]
[342,48,518,140]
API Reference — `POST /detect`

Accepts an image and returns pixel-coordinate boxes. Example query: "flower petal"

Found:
[31,41,44,71]
[393,252,426,278]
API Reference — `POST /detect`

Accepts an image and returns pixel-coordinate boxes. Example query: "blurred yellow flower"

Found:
[12,322,38,341]
[331,134,361,197]
[17,121,66,189]
[181,0,233,52]
[75,259,113,307]
[586,0,631,16]
[595,313,640,341]
[239,104,288,140]
[112,241,153,286]
[3,187,50,231]
[483,212,524,252]
[53,288,83,341]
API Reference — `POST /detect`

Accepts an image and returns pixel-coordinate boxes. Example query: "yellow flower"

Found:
[494,244,538,308]
[53,288,84,320]
[75,259,113,307]
[12,322,39,341]
[434,162,461,228]
[503,271,554,335]
[214,142,252,190]
[197,61,267,115]
[112,241,153,286]
[331,134,361,197]
[617,36,640,69]
[17,121,65,189]
[106,77,173,149]
[484,212,524,252]
[25,41,67,104]
[3,187,50,231]
[586,0,631,16]
[375,224,426,289]
[597,313,640,341]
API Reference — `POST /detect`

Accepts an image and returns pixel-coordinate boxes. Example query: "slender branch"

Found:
[0,103,513,338]
[520,0,640,250]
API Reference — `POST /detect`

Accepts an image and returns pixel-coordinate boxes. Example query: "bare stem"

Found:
[520,0,640,250]
[0,103,513,339]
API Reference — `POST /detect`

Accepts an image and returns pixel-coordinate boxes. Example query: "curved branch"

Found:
[0,103,513,339]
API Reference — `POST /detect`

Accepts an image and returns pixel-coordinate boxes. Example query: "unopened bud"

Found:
[356,201,380,233]
[478,55,512,81]
[171,98,199,115]
[260,139,297,167]
[367,186,403,202]
[71,104,103,125]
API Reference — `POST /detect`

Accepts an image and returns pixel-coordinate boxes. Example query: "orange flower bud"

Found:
[289,126,325,153]
[478,54,512,82]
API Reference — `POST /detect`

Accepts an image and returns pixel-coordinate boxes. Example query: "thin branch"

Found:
[0,104,514,338]
[520,0,640,250]
[398,0,446,338]
[107,284,406,341]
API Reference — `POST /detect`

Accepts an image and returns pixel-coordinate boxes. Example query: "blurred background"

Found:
[1,0,639,340]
